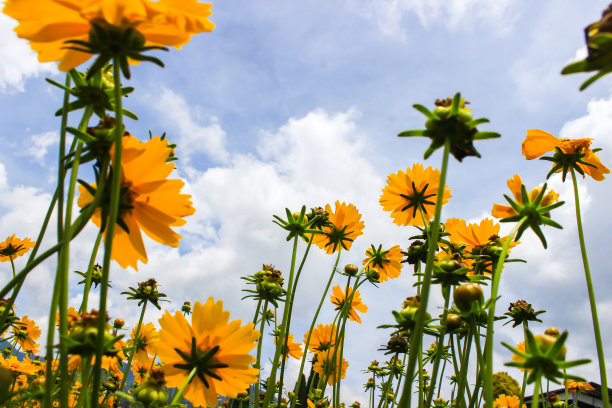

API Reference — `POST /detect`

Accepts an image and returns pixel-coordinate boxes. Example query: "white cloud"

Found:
[352,0,517,39]
[22,131,58,162]
[0,13,56,93]
[150,88,230,165]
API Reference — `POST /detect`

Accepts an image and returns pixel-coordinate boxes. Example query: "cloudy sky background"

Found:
[1,0,612,403]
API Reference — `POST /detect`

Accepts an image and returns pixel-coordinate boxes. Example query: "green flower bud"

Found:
[453,283,483,313]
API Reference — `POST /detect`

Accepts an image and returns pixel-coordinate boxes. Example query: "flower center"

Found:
[173,337,229,388]
[399,182,436,218]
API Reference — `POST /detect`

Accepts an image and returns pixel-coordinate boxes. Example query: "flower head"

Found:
[3,0,215,75]
[566,380,595,393]
[362,245,403,282]
[131,322,159,363]
[313,348,348,385]
[304,324,339,353]
[78,135,195,270]
[0,235,34,262]
[494,394,525,408]
[491,175,563,248]
[522,129,610,181]
[380,164,451,227]
[311,201,364,254]
[154,298,259,408]
[12,315,41,355]
[330,285,368,324]
[274,332,303,360]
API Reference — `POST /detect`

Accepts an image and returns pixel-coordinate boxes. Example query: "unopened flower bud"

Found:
[113,318,124,329]
[344,264,359,276]
[545,327,560,337]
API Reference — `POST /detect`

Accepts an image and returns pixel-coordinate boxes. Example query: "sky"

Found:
[1,0,612,404]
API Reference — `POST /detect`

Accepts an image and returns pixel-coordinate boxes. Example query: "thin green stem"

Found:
[455,330,473,408]
[291,248,343,408]
[530,376,542,408]
[172,366,199,405]
[79,233,103,313]
[262,236,299,408]
[254,300,269,408]
[119,302,148,392]
[91,55,125,408]
[519,323,529,408]
[570,168,609,408]
[424,286,452,408]
[483,217,526,408]
[398,136,451,408]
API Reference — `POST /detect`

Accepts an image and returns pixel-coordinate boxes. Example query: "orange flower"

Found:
[380,164,451,226]
[303,324,339,353]
[494,394,525,408]
[78,135,195,270]
[491,175,559,219]
[566,380,595,393]
[0,355,39,375]
[274,332,304,360]
[154,298,259,408]
[511,342,527,373]
[522,129,610,181]
[131,359,151,384]
[312,348,348,385]
[0,234,34,262]
[3,0,215,72]
[445,218,519,251]
[312,201,364,254]
[330,285,368,324]
[362,245,403,282]
[131,322,159,363]
[12,315,41,354]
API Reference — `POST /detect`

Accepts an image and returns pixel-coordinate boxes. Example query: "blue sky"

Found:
[1,0,612,402]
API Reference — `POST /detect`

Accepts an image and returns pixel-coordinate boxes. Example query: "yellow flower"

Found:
[330,285,368,324]
[0,234,34,262]
[274,332,303,360]
[312,201,364,254]
[131,322,159,364]
[511,341,527,373]
[78,135,195,270]
[303,324,339,353]
[522,129,610,181]
[313,348,348,385]
[12,315,41,355]
[491,175,559,219]
[566,380,595,393]
[494,394,525,408]
[362,245,403,282]
[380,164,452,226]
[131,359,151,384]
[3,0,215,72]
[154,298,260,408]
[0,355,39,376]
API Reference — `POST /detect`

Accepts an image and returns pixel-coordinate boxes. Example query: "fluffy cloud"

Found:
[0,13,55,93]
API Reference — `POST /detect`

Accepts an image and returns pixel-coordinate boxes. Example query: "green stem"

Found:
[79,355,92,408]
[519,323,529,408]
[291,248,343,408]
[91,55,125,408]
[172,366,199,405]
[530,376,541,408]
[570,168,609,408]
[262,236,299,408]
[119,301,148,392]
[254,300,269,408]
[424,286,452,408]
[277,234,314,405]
[455,329,473,408]
[398,136,451,408]
[483,217,527,408]
[9,257,15,280]
[79,233,103,313]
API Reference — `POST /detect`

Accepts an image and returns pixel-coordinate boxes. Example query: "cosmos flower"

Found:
[274,332,303,360]
[522,129,609,181]
[491,175,559,220]
[312,201,364,254]
[12,315,41,355]
[303,324,339,353]
[494,394,525,408]
[312,348,348,385]
[380,164,451,226]
[566,380,595,393]
[131,322,159,363]
[78,135,195,270]
[154,298,259,408]
[3,0,215,72]
[362,244,403,282]
[0,234,34,262]
[330,285,368,324]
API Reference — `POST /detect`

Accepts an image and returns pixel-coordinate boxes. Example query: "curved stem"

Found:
[398,136,451,408]
[483,217,526,408]
[570,168,609,408]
